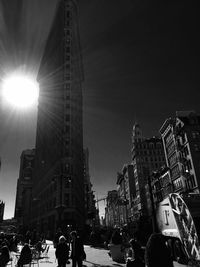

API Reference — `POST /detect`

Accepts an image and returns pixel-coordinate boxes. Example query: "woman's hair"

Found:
[59,235,66,243]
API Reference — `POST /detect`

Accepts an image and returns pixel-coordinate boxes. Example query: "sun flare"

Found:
[2,75,39,109]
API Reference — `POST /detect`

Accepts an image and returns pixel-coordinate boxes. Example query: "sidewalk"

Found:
[26,241,126,267]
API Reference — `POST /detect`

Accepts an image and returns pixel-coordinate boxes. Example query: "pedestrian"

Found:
[145,233,174,267]
[54,228,63,248]
[0,245,10,267]
[126,238,145,267]
[70,231,86,267]
[55,235,70,267]
[111,228,122,245]
[16,243,32,267]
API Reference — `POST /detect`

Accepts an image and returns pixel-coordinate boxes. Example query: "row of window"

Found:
[135,143,162,149]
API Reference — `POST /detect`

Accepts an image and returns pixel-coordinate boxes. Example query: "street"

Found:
[21,241,190,267]
[32,241,126,267]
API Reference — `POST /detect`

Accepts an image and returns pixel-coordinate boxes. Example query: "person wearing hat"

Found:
[55,235,70,267]
[70,231,86,267]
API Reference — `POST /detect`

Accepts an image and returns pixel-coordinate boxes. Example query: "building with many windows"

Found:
[105,190,118,227]
[159,110,200,194]
[31,0,84,236]
[131,124,165,222]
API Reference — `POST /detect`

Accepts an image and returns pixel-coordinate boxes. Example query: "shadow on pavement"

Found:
[84,260,125,267]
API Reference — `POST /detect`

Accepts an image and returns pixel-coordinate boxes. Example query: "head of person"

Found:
[0,232,5,239]
[0,245,9,257]
[59,235,66,244]
[21,243,31,255]
[70,231,77,240]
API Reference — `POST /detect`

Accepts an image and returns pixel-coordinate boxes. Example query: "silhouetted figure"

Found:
[0,245,10,267]
[54,228,63,248]
[70,231,86,267]
[111,229,122,245]
[55,236,70,267]
[17,243,32,267]
[145,233,174,267]
[126,238,145,267]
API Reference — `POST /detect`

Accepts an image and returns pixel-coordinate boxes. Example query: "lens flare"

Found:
[2,75,39,109]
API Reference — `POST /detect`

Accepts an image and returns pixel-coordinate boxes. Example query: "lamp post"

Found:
[53,165,72,230]
[147,173,158,233]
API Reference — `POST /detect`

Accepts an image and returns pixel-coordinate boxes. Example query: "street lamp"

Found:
[53,166,72,229]
[147,173,159,233]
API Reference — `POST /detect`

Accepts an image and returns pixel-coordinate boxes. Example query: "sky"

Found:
[0,0,199,219]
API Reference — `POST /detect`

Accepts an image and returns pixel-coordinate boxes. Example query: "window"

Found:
[194,144,200,152]
[192,132,200,139]
[187,159,192,170]
[171,165,180,178]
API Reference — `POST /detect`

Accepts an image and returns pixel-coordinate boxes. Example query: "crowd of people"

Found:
[0,228,86,267]
[0,226,192,267]
[107,228,190,267]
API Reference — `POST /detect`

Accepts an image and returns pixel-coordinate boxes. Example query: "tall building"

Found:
[116,164,135,226]
[159,110,200,194]
[14,149,35,230]
[105,190,118,227]
[131,124,165,221]
[31,0,84,235]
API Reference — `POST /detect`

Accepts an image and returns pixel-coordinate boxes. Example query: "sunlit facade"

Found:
[159,110,200,194]
[31,0,84,236]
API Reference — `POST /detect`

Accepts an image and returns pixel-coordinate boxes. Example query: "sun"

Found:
[2,75,39,109]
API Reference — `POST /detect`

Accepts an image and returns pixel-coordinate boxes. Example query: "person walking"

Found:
[0,245,10,267]
[16,243,32,267]
[55,235,70,267]
[126,238,145,267]
[70,231,86,267]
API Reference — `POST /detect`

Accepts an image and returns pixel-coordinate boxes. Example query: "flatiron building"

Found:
[31,0,84,236]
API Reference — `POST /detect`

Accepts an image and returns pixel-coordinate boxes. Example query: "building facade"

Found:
[105,190,118,227]
[14,149,35,230]
[159,111,200,194]
[31,0,84,235]
[131,124,166,222]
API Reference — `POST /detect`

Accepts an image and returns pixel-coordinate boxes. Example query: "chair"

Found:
[6,258,13,267]
[29,249,40,267]
[42,245,50,258]
[40,245,52,264]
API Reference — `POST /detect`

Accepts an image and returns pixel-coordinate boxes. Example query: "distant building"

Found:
[14,149,35,230]
[159,110,200,194]
[131,123,165,222]
[105,190,118,227]
[0,200,5,223]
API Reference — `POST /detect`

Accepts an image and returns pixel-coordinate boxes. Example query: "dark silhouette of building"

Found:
[31,0,84,236]
[14,149,35,230]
